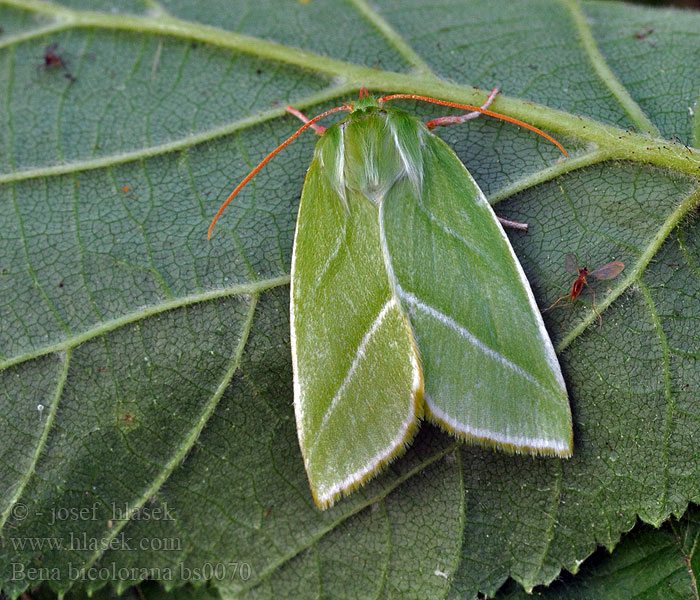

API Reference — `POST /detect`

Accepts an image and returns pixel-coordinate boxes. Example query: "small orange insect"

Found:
[40,42,76,82]
[544,253,624,327]
[43,42,63,68]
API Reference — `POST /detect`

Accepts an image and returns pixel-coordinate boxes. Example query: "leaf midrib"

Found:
[2,0,700,179]
[3,0,700,594]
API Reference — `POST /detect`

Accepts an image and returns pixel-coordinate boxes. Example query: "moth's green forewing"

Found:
[383,133,571,454]
[290,118,423,509]
[291,98,571,508]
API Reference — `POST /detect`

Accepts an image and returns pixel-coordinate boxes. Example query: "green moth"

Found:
[209,89,572,509]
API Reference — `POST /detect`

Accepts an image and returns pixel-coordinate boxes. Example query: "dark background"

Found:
[626,0,700,7]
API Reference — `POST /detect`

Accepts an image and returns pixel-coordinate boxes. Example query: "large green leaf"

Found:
[1,0,700,598]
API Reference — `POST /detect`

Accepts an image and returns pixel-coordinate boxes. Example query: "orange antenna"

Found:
[377,94,568,156]
[207,104,352,240]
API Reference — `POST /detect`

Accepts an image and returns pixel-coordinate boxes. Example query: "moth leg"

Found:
[286,105,327,136]
[496,216,528,231]
[424,86,521,231]
[425,87,499,129]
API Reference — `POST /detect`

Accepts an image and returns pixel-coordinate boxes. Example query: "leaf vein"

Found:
[234,443,459,595]
[0,348,71,531]
[561,0,659,136]
[0,84,355,185]
[557,186,700,353]
[0,275,290,371]
[489,148,609,205]
[68,293,260,591]
[10,183,72,336]
[638,279,673,520]
[347,0,433,74]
